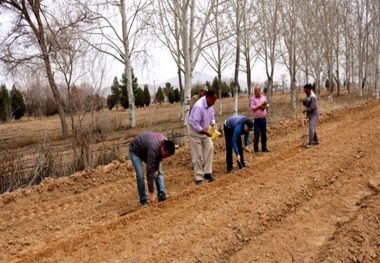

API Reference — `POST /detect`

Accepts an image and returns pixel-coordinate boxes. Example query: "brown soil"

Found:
[1,94,380,263]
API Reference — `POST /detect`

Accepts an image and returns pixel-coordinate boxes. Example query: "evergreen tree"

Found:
[143,84,151,107]
[110,77,121,109]
[168,90,175,103]
[106,95,116,110]
[120,73,129,109]
[10,85,27,120]
[156,87,165,104]
[132,68,139,96]
[212,77,219,96]
[0,84,11,122]
[120,68,139,109]
[222,82,230,98]
[135,88,145,107]
[173,88,180,102]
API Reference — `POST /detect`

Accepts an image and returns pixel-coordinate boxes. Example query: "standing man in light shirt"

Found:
[250,85,270,155]
[188,90,218,185]
[189,85,208,168]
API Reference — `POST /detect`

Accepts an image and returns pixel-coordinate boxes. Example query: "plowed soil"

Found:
[1,95,380,263]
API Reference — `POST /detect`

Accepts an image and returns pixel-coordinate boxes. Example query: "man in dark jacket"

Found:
[129,132,175,208]
[301,83,319,149]
[224,115,254,173]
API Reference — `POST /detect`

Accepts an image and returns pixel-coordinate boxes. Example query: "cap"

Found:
[201,85,209,92]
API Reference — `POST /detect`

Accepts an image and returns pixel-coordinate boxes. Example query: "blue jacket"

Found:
[225,115,251,155]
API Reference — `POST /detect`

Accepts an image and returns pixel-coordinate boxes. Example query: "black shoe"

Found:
[238,163,250,169]
[195,180,203,185]
[262,148,271,152]
[254,151,258,156]
[157,192,170,202]
[204,173,215,182]
[227,169,235,174]
[312,141,319,145]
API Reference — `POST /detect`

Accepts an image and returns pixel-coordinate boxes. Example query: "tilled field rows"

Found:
[2,100,380,263]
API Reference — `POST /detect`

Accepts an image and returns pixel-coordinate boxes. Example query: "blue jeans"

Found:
[129,150,165,205]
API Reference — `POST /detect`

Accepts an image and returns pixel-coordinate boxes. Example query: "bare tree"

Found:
[75,0,152,128]
[253,0,282,105]
[240,0,257,101]
[297,1,324,97]
[49,17,108,170]
[201,0,234,115]
[228,0,243,115]
[152,0,218,125]
[279,0,302,111]
[354,0,370,97]
[0,0,91,138]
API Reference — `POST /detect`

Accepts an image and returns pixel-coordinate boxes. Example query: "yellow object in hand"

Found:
[208,125,221,141]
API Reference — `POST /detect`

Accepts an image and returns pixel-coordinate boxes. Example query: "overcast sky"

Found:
[0,6,280,92]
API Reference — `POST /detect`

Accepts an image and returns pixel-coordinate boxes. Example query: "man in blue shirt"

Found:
[223,115,254,173]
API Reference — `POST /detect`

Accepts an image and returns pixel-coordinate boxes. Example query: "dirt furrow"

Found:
[3,99,380,263]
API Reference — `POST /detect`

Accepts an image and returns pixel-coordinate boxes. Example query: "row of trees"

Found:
[1,0,380,139]
[106,74,238,110]
[0,72,241,122]
[0,84,26,122]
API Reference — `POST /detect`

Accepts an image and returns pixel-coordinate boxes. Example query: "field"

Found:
[1,91,380,263]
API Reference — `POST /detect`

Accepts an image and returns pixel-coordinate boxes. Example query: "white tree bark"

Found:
[120,0,135,127]
[153,0,217,125]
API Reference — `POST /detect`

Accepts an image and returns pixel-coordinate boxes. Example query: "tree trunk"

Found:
[15,1,69,139]
[182,0,192,125]
[233,2,240,116]
[121,0,135,127]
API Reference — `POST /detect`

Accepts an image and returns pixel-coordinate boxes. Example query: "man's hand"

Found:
[205,130,213,137]
[154,170,158,179]
[149,193,157,205]
[236,154,241,162]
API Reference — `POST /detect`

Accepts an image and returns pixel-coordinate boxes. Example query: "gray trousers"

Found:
[308,115,318,144]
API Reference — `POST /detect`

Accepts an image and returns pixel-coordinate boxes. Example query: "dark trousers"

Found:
[253,118,268,152]
[224,124,245,171]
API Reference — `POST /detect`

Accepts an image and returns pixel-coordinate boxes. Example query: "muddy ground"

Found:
[1,93,380,263]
